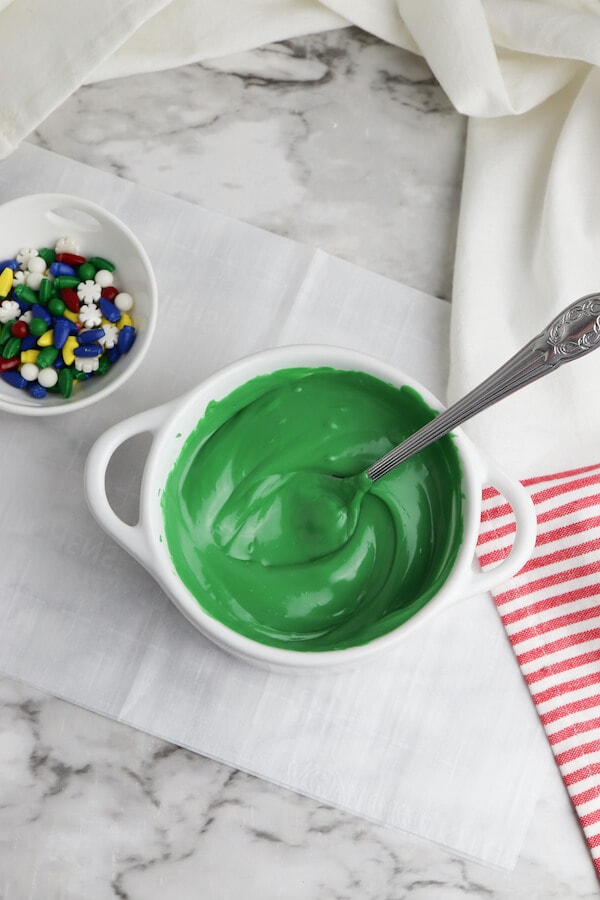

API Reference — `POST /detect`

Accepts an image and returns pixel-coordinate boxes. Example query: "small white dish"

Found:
[0,192,157,415]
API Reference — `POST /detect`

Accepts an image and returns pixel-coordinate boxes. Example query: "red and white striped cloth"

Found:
[477,462,600,876]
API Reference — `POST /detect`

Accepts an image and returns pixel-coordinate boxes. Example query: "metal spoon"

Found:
[214,294,600,564]
[366,292,600,483]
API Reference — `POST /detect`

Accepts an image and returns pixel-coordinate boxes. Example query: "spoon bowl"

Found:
[213,469,369,565]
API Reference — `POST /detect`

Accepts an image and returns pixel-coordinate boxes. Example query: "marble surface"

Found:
[0,25,597,898]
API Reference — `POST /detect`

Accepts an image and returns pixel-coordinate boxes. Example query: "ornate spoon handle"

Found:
[366,293,600,483]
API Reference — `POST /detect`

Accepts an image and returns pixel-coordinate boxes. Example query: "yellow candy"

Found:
[62,335,78,366]
[63,309,79,324]
[118,313,133,329]
[21,349,39,364]
[0,266,13,298]
[36,329,54,347]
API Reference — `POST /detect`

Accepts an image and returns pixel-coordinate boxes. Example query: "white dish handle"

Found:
[464,458,537,597]
[84,403,172,573]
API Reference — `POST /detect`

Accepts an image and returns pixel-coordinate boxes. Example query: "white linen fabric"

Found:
[0,0,595,476]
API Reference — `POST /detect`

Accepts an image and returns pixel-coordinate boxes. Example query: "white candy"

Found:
[55,236,80,254]
[115,292,133,312]
[16,247,38,269]
[27,256,46,274]
[0,299,20,323]
[74,356,99,374]
[20,363,39,382]
[11,270,25,286]
[38,367,58,388]
[99,322,119,349]
[19,310,32,323]
[78,303,102,327]
[77,279,102,303]
[26,272,44,291]
[94,269,113,288]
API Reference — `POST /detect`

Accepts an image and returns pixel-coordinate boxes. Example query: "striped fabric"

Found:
[477,463,600,876]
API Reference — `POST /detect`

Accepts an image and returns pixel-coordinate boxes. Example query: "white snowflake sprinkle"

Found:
[78,303,102,327]
[77,279,102,303]
[55,236,80,254]
[16,247,39,269]
[0,299,21,323]
[74,356,99,373]
[98,323,119,349]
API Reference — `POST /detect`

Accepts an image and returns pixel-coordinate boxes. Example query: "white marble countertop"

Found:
[1,26,598,898]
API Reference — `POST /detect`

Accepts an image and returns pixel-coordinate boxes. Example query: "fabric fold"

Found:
[0,0,173,158]
[448,65,600,478]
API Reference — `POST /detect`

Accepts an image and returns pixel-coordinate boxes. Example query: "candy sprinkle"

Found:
[0,239,137,401]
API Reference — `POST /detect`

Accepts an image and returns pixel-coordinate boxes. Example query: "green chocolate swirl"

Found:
[162,367,464,651]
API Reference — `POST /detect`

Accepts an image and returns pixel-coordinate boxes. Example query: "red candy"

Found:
[10,320,28,338]
[61,287,80,313]
[56,252,86,267]
[0,356,20,371]
[101,286,118,301]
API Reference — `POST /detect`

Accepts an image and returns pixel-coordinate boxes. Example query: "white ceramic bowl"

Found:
[85,345,537,671]
[0,192,157,415]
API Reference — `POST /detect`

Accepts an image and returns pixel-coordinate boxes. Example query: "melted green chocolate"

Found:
[161,367,464,651]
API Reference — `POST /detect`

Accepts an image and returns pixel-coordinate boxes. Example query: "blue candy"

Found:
[21,334,38,351]
[78,327,105,345]
[52,318,71,350]
[99,296,121,323]
[49,261,76,277]
[74,343,103,358]
[32,303,51,325]
[0,259,19,270]
[2,370,27,389]
[118,325,136,354]
[29,383,47,399]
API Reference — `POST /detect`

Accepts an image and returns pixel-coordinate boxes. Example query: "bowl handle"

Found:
[463,460,537,597]
[84,403,172,574]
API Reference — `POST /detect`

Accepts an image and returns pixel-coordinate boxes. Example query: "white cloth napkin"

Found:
[0,2,598,472]
[0,143,549,869]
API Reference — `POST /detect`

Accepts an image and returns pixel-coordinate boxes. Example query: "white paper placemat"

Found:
[0,143,550,868]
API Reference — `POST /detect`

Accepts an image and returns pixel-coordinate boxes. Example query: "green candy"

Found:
[38,278,54,305]
[38,248,56,266]
[48,297,65,316]
[0,320,15,345]
[58,367,73,398]
[2,335,20,359]
[88,256,115,272]
[28,317,48,337]
[13,283,37,305]
[96,355,111,376]
[77,262,96,281]
[37,346,58,368]
[53,275,79,290]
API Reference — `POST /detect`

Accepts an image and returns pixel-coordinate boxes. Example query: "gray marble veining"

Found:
[31,29,464,299]
[0,25,596,899]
